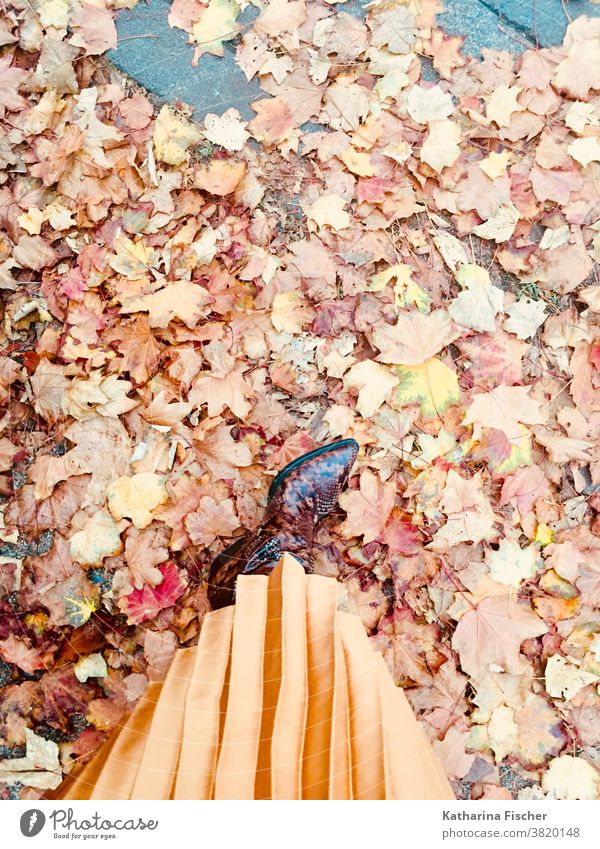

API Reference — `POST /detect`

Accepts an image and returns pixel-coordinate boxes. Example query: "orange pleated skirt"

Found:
[55,555,454,800]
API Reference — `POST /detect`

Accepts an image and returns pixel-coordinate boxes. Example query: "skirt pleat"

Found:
[54,554,454,800]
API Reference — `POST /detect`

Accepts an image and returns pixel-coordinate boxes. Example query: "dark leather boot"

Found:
[207,438,359,610]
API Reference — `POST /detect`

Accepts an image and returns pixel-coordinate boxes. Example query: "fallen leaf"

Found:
[486,539,542,587]
[74,653,108,683]
[339,469,396,543]
[545,655,600,702]
[452,595,547,680]
[194,158,246,194]
[106,473,168,529]
[153,105,201,165]
[542,755,600,800]
[343,360,399,418]
[371,310,459,365]
[202,108,249,151]
[392,357,460,419]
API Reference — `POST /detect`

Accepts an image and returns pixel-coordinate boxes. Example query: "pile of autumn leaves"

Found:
[0,0,600,800]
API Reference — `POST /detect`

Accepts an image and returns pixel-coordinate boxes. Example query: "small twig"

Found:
[118,34,161,42]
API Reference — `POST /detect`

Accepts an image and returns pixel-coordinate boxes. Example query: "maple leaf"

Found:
[119,280,210,329]
[104,316,163,384]
[371,310,459,366]
[0,52,28,117]
[367,264,430,311]
[464,384,545,442]
[473,203,520,243]
[189,367,252,419]
[142,391,193,427]
[542,756,600,800]
[69,3,117,55]
[307,194,351,233]
[392,357,460,420]
[452,595,547,680]
[183,496,240,546]
[448,264,504,332]
[500,465,550,518]
[432,726,475,780]
[191,0,241,59]
[118,562,187,625]
[0,634,47,674]
[193,421,252,479]
[343,360,399,418]
[430,469,497,549]
[552,19,600,100]
[118,92,153,130]
[0,728,62,790]
[370,5,417,53]
[504,297,547,340]
[420,119,461,172]
[69,508,123,567]
[107,473,169,529]
[422,31,465,79]
[30,359,69,425]
[486,85,524,128]
[74,653,108,683]
[249,96,293,145]
[124,526,170,589]
[202,108,249,151]
[339,469,396,544]
[321,81,370,131]
[194,158,247,194]
[109,232,158,278]
[153,104,202,165]
[378,508,421,554]
[545,655,600,702]
[486,539,542,587]
[271,291,315,334]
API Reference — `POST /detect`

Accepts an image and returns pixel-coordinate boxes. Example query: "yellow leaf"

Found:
[420,119,461,173]
[568,136,600,167]
[473,202,519,243]
[392,357,460,419]
[109,231,158,278]
[39,0,70,28]
[343,360,399,418]
[480,150,511,179]
[153,105,202,166]
[535,523,555,547]
[18,208,44,235]
[486,85,524,128]
[107,473,168,529]
[191,0,240,58]
[542,756,600,800]
[63,594,98,628]
[493,423,533,474]
[202,108,249,152]
[308,194,350,232]
[340,147,376,177]
[381,140,412,164]
[271,291,315,334]
[395,277,430,312]
[70,509,123,566]
[368,263,431,311]
[74,653,108,683]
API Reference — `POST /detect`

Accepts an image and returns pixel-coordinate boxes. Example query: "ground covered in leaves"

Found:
[1,0,600,801]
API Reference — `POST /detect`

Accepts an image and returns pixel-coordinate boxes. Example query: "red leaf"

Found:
[118,562,187,625]
[378,508,421,554]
